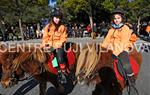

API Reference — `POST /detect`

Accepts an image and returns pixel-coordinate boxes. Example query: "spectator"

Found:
[86,24,91,37]
[146,21,150,37]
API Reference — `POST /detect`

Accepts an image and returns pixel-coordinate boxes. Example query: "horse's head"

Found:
[0,52,19,88]
[0,45,26,88]
[0,45,48,88]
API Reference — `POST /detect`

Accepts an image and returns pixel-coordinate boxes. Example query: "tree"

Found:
[102,0,150,34]
[102,0,150,22]
[38,0,48,5]
[128,0,150,34]
[57,0,104,31]
[0,0,50,40]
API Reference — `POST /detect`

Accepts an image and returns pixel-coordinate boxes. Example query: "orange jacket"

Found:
[41,23,67,49]
[146,25,150,33]
[101,25,133,56]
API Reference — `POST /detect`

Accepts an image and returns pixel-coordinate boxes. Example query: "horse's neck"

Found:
[98,51,113,68]
[20,60,43,75]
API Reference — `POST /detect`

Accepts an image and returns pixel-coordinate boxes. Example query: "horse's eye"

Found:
[2,65,9,70]
[6,58,10,61]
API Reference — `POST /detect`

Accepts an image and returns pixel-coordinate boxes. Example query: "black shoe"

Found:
[127,75,138,95]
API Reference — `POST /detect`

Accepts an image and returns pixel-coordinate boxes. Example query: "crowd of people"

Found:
[66,22,108,38]
[0,17,149,42]
[0,23,43,41]
[0,15,112,41]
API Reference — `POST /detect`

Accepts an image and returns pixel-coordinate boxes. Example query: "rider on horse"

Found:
[41,8,69,83]
[101,8,136,87]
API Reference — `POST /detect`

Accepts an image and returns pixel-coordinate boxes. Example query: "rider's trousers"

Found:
[54,48,66,65]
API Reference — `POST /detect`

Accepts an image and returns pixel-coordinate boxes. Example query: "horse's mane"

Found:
[13,46,47,70]
[76,43,101,82]
[0,45,47,71]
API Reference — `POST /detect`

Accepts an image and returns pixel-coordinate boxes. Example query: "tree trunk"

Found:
[37,23,40,32]
[89,16,93,32]
[19,19,24,41]
[88,2,93,32]
[137,16,141,35]
[89,16,95,39]
[0,20,6,41]
[88,0,93,38]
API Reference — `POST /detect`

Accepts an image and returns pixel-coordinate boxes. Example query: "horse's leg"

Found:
[39,81,47,95]
[50,75,65,94]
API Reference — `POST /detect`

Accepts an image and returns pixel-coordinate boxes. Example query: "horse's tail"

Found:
[33,48,46,63]
[75,47,89,77]
[84,44,101,78]
[76,44,101,82]
[85,45,100,78]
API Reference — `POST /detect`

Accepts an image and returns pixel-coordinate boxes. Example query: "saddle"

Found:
[47,43,76,75]
[113,54,140,82]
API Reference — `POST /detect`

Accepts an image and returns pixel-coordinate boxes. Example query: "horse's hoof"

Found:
[57,84,65,94]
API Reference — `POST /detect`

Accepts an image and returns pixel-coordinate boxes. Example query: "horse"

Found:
[0,42,80,95]
[75,43,142,95]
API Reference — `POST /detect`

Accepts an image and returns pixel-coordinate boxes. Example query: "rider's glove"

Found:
[49,47,55,52]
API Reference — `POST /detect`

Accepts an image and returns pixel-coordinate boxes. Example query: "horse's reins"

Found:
[76,67,99,84]
[17,63,45,81]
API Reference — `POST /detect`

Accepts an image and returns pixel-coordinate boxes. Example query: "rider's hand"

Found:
[49,47,55,52]
[43,46,55,52]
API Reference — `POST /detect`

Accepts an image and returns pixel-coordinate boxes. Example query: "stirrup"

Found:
[126,74,136,86]
[57,70,67,84]
[62,68,70,75]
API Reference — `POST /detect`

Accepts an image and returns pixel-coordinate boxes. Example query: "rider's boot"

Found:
[60,63,70,74]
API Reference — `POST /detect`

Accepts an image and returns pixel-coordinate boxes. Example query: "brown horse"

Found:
[76,43,142,95]
[0,42,80,95]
